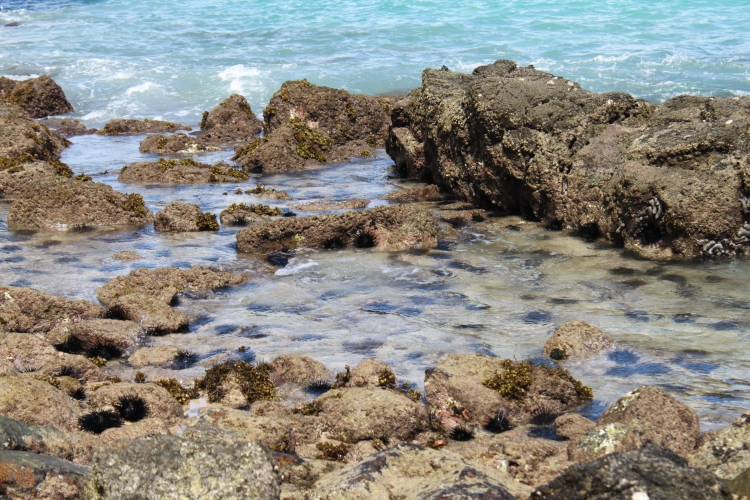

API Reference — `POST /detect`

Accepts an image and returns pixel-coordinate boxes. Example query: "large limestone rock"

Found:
[532,443,731,499]
[235,204,438,254]
[0,450,89,500]
[387,60,750,259]
[0,285,104,333]
[118,158,248,184]
[95,266,251,307]
[83,435,280,499]
[0,376,81,432]
[0,75,74,118]
[7,177,154,230]
[199,94,263,143]
[543,320,613,360]
[97,118,191,135]
[154,202,219,232]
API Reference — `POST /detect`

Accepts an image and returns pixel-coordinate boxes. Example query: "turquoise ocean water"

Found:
[1,0,749,126]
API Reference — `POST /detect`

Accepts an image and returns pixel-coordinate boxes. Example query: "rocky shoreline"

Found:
[1,65,750,498]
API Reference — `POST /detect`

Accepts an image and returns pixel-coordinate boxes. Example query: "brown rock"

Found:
[383,184,441,203]
[346,359,396,388]
[0,450,89,500]
[118,158,248,184]
[154,202,219,232]
[87,382,183,425]
[0,285,104,333]
[49,318,140,358]
[97,118,191,135]
[128,346,183,368]
[244,183,293,200]
[112,250,141,261]
[108,294,188,334]
[553,413,596,441]
[0,376,81,432]
[543,320,613,360]
[0,75,74,118]
[7,177,154,231]
[95,266,251,307]
[0,102,69,161]
[0,415,74,460]
[236,204,439,254]
[294,198,370,211]
[688,410,750,479]
[73,418,170,465]
[219,203,282,226]
[200,94,263,143]
[138,133,219,154]
[270,354,330,386]
[42,117,96,137]
[0,159,72,197]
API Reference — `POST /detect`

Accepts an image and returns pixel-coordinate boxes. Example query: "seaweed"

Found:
[292,400,323,416]
[195,213,219,231]
[122,193,149,218]
[200,111,209,130]
[289,117,332,162]
[377,369,396,388]
[154,378,199,405]
[331,365,351,389]
[195,361,276,405]
[482,360,533,401]
[315,441,351,462]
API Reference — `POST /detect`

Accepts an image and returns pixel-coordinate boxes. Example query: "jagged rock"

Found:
[0,450,89,500]
[294,198,370,211]
[0,376,81,432]
[424,354,593,431]
[97,118,191,135]
[235,204,438,254]
[383,184,441,203]
[270,355,330,387]
[219,203,282,226]
[84,435,280,499]
[154,202,219,232]
[689,410,750,479]
[118,158,248,184]
[345,359,396,389]
[0,75,74,118]
[0,285,105,333]
[200,94,263,143]
[7,177,154,230]
[244,184,293,200]
[128,346,183,368]
[532,443,731,499]
[553,413,596,441]
[108,294,188,334]
[138,133,219,154]
[0,415,74,460]
[42,117,97,137]
[543,320,613,360]
[112,250,141,261]
[568,386,700,461]
[86,382,183,425]
[1,159,73,197]
[302,443,528,499]
[95,266,251,307]
[46,318,140,358]
[387,60,750,259]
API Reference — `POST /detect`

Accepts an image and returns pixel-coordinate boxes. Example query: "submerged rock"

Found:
[97,118,191,135]
[235,204,438,254]
[543,320,613,360]
[0,450,89,500]
[118,158,248,184]
[199,94,263,143]
[387,60,750,259]
[138,133,219,154]
[154,202,219,232]
[7,177,154,230]
[689,410,750,479]
[84,435,280,500]
[111,250,141,261]
[0,285,104,333]
[533,443,731,499]
[0,75,74,118]
[95,266,251,307]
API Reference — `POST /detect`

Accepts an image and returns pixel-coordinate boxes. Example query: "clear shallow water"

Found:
[1,136,750,430]
[1,0,749,127]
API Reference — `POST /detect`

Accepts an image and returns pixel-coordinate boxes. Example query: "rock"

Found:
[73,418,170,465]
[345,359,396,389]
[97,118,191,136]
[0,285,104,333]
[0,450,89,499]
[42,117,97,137]
[532,443,731,499]
[424,354,593,431]
[7,177,154,231]
[387,60,750,259]
[86,382,183,425]
[543,320,613,360]
[48,318,140,358]
[95,266,251,307]
[219,203,283,226]
[264,80,390,146]
[244,184,293,201]
[0,102,69,161]
[200,94,263,143]
[271,452,341,495]
[689,410,750,479]
[118,158,248,184]
[437,208,488,227]
[0,376,81,432]
[383,184,441,203]
[553,413,596,441]
[108,294,188,334]
[0,75,74,118]
[84,435,280,499]
[128,346,183,368]
[1,159,74,197]
[293,199,370,211]
[236,204,439,254]
[316,387,428,443]
[153,202,219,232]
[111,250,140,261]
[270,355,330,387]
[568,386,700,461]
[0,415,74,460]
[728,467,750,498]
[138,133,219,154]
[303,443,528,499]
[195,361,279,410]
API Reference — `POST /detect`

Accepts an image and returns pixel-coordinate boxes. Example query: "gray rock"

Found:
[154,202,219,232]
[0,414,73,460]
[0,450,89,499]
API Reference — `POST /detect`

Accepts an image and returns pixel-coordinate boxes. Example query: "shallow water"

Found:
[1,0,749,127]
[2,134,750,430]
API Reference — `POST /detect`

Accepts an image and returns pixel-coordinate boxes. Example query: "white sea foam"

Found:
[275,259,319,276]
[125,82,159,95]
[218,64,264,94]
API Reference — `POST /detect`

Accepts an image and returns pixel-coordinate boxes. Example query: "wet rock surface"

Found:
[219,203,283,226]
[270,354,330,387]
[543,320,613,360]
[139,133,219,154]
[0,75,74,118]
[0,450,89,499]
[98,118,191,136]
[383,184,441,203]
[84,435,280,500]
[387,59,750,259]
[154,202,219,232]
[42,117,97,137]
[689,410,750,479]
[118,158,248,184]
[0,285,104,333]
[236,204,439,253]
[199,94,263,143]
[293,198,369,211]
[108,293,189,334]
[7,177,154,230]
